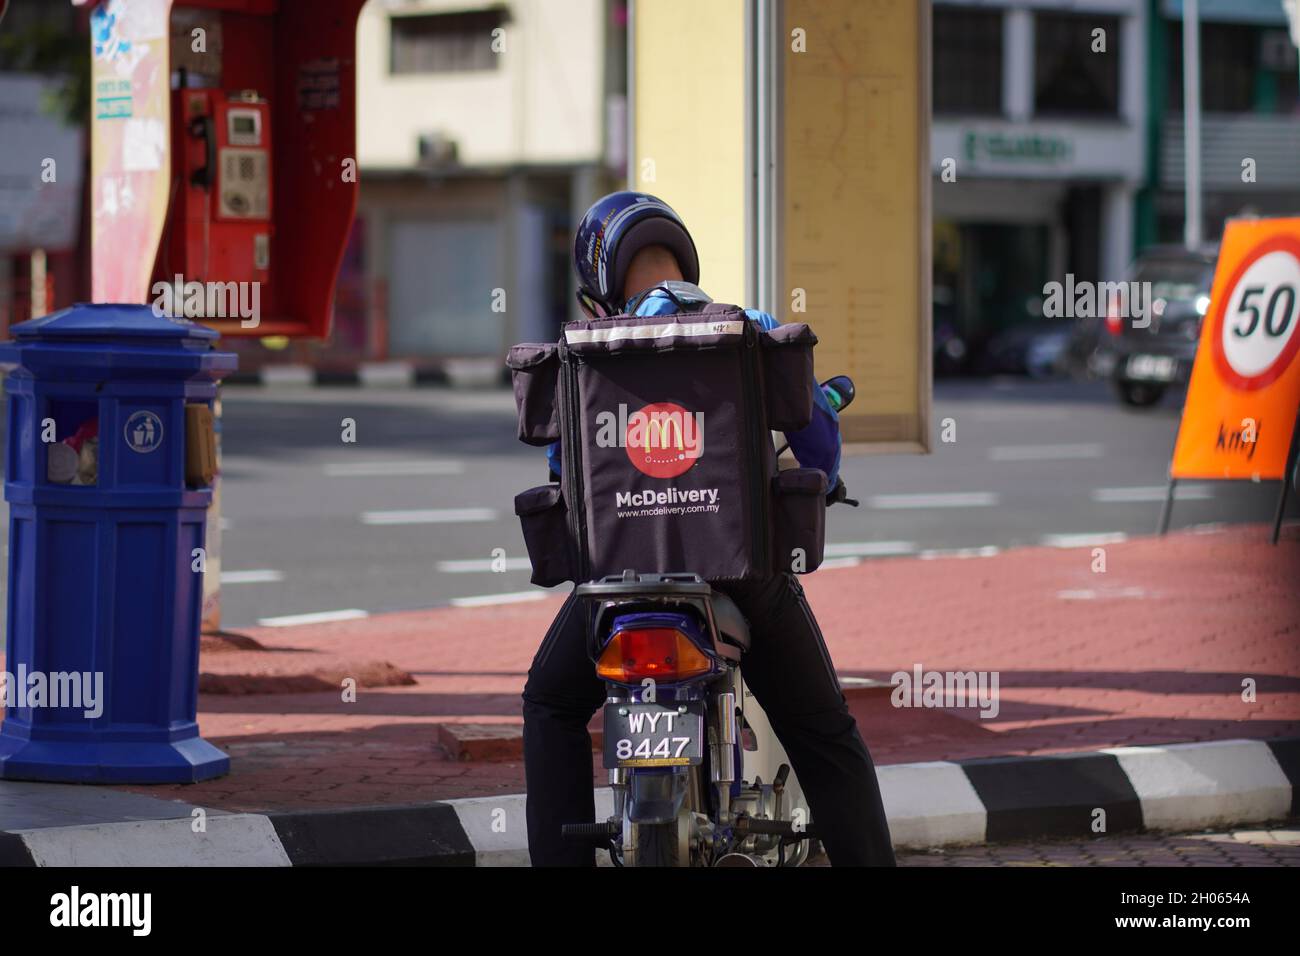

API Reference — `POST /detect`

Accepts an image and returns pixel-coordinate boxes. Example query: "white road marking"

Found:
[437,557,533,573]
[1057,587,1147,600]
[824,541,918,557]
[1092,485,1214,503]
[839,676,893,689]
[817,557,863,570]
[325,460,463,478]
[450,591,548,608]
[257,608,369,627]
[968,407,1071,423]
[918,545,1001,560]
[361,508,498,525]
[220,569,285,585]
[1040,532,1128,548]
[869,492,1000,509]
[989,443,1104,462]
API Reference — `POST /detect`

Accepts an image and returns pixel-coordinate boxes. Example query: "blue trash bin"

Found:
[0,303,236,783]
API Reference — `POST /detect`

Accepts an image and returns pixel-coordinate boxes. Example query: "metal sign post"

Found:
[1183,0,1202,251]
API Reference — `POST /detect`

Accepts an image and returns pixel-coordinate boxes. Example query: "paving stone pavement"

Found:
[2,525,1295,815]
[887,825,1300,867]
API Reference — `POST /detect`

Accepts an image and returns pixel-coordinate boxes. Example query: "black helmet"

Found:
[572,190,700,317]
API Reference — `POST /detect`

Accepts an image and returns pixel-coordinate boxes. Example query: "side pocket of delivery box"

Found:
[506,343,560,446]
[759,323,818,433]
[770,467,827,575]
[514,483,575,587]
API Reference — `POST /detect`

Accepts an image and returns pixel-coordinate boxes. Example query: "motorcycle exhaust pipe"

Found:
[713,691,738,821]
[716,691,737,782]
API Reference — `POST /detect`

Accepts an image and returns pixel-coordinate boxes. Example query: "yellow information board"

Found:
[631,0,930,451]
[780,0,931,449]
[631,0,748,307]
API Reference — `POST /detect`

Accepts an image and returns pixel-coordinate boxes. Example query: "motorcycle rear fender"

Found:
[626,767,691,824]
[579,574,738,664]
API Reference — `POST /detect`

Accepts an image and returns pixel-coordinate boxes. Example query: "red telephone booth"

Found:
[79,0,367,338]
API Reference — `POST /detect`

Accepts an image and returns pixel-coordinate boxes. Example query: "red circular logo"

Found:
[625,402,701,479]
[1209,235,1300,391]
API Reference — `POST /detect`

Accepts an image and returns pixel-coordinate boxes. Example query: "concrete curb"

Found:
[226,361,507,388]
[2,737,1296,866]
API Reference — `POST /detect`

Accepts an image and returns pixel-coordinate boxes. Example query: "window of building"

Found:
[1166,22,1299,114]
[390,8,508,75]
[1034,12,1121,117]
[932,5,1003,116]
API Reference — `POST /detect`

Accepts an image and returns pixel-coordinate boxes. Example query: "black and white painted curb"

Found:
[2,737,1295,866]
[228,359,505,389]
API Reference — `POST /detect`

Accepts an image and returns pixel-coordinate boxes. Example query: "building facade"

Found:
[931,0,1148,349]
[932,0,1300,351]
[1140,0,1300,249]
[233,0,1300,372]
[344,0,625,373]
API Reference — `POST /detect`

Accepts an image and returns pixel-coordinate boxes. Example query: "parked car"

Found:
[933,285,969,376]
[973,318,1074,378]
[1088,245,1218,407]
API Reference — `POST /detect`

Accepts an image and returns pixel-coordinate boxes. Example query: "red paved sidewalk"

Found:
[6,524,1298,812]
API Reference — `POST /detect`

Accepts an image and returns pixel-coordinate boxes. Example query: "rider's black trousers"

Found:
[521,572,897,866]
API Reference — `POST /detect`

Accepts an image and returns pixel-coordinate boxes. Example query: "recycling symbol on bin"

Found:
[123,410,164,454]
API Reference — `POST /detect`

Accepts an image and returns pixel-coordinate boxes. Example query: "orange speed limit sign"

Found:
[1171,216,1300,481]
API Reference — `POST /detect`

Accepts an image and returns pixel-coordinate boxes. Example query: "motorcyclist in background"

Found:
[521,190,896,867]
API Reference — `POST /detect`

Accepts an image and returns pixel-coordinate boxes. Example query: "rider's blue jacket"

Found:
[546,287,842,486]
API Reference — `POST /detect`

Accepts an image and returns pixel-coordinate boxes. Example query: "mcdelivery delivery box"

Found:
[508,304,826,586]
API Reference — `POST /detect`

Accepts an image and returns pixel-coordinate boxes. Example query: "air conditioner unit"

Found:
[417,131,459,167]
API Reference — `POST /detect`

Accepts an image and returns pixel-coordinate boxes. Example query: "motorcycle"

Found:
[561,377,858,867]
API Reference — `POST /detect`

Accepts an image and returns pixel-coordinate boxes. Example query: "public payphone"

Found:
[134,0,368,338]
[165,88,273,291]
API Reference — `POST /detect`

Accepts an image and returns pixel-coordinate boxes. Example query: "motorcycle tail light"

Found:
[1104,312,1123,336]
[596,627,712,683]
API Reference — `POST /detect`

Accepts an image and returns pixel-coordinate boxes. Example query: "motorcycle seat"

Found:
[710,592,751,652]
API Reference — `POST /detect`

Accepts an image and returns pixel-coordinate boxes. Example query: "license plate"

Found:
[1127,354,1177,382]
[603,702,703,769]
